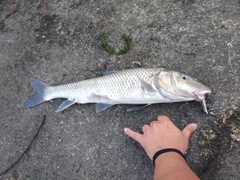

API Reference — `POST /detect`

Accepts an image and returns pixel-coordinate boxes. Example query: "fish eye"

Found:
[180,73,192,80]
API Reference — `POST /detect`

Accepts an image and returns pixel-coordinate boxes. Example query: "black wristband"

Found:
[152,148,186,167]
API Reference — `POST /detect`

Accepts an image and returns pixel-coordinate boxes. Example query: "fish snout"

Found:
[193,89,211,101]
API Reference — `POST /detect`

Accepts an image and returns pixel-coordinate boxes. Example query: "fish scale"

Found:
[46,68,159,103]
[95,68,157,101]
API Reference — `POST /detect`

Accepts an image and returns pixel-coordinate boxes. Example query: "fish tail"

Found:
[24,78,47,109]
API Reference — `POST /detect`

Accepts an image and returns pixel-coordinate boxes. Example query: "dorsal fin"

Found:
[101,70,118,76]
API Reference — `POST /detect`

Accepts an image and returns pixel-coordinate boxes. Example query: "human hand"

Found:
[124,115,197,160]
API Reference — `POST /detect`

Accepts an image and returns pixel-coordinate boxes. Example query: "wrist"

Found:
[153,148,186,167]
[154,151,188,172]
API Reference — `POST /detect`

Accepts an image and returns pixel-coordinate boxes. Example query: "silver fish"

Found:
[24,68,211,112]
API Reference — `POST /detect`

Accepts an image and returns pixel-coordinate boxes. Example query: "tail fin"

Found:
[24,78,47,109]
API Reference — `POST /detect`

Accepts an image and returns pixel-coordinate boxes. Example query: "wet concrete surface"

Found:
[0,0,240,179]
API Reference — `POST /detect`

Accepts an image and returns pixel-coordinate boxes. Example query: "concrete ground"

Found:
[0,0,240,179]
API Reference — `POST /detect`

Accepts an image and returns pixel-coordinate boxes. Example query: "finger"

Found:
[157,115,175,128]
[182,123,198,138]
[124,128,142,142]
[149,121,157,127]
[157,115,170,122]
[142,124,149,132]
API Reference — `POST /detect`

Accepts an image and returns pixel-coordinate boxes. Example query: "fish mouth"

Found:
[193,90,211,101]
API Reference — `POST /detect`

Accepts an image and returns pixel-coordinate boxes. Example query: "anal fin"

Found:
[95,103,113,113]
[56,100,75,112]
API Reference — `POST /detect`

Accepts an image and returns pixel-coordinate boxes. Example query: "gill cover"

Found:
[154,70,208,100]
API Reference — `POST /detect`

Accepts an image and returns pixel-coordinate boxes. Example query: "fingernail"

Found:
[191,123,198,131]
[124,128,128,133]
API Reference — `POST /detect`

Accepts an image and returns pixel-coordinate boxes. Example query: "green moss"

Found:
[100,33,132,55]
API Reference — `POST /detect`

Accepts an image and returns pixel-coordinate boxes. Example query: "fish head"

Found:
[155,70,211,101]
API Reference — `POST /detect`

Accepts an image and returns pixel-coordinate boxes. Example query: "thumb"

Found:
[124,127,142,143]
[182,123,198,139]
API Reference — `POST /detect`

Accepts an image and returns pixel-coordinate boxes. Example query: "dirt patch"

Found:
[200,109,240,178]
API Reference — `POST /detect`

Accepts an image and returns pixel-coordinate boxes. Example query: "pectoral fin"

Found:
[139,79,157,95]
[95,103,113,113]
[127,104,150,112]
[56,100,75,112]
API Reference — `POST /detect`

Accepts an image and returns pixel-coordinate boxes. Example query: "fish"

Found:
[23,68,211,113]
